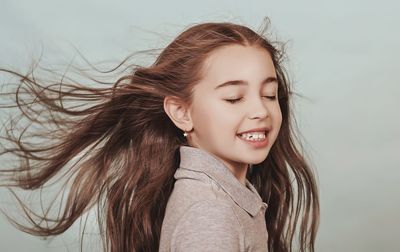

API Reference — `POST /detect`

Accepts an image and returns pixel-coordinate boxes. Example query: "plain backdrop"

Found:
[0,0,399,251]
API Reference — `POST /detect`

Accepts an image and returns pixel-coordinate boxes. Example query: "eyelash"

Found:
[225,96,277,104]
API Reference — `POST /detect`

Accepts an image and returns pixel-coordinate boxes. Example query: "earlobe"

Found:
[163,96,193,131]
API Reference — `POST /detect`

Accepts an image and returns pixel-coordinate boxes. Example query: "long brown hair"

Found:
[0,18,319,251]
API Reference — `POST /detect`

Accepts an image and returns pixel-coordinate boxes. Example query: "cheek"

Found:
[193,101,234,133]
[216,105,240,123]
[193,109,212,133]
[272,105,283,129]
[191,94,235,139]
[276,109,283,124]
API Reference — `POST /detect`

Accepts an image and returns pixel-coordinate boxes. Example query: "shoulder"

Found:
[170,200,245,251]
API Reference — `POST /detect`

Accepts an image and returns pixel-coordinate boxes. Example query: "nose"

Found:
[248,96,269,119]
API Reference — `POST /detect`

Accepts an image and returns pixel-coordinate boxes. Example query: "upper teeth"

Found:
[239,131,266,139]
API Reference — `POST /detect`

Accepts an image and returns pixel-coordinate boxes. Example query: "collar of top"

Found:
[178,145,267,217]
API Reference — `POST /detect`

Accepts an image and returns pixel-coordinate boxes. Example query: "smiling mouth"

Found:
[236,131,268,140]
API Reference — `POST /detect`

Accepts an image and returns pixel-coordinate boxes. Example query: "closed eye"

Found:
[225,96,277,104]
[264,95,277,100]
[225,98,243,104]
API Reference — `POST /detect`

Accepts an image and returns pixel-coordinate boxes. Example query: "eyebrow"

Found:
[214,76,278,90]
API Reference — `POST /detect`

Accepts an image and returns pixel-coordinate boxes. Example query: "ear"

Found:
[163,96,193,132]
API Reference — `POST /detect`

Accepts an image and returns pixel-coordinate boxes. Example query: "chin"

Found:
[245,154,269,165]
[254,150,270,162]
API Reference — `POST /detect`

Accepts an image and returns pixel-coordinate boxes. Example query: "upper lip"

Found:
[237,127,270,135]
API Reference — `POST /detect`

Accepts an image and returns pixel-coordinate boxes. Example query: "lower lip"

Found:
[237,133,269,148]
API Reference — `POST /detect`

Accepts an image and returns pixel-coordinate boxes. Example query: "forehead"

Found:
[200,44,276,85]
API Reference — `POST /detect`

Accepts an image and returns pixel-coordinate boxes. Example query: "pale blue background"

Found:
[1,0,399,251]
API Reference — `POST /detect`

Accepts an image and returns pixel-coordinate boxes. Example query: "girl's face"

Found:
[188,44,282,173]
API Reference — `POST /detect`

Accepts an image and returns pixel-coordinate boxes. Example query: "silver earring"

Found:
[183,131,188,137]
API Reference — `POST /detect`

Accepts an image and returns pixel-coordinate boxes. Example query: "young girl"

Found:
[0,20,319,251]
